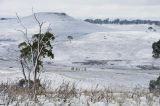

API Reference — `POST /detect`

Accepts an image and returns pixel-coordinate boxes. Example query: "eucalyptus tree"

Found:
[17,13,55,100]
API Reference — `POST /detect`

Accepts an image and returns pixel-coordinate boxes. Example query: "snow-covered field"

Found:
[0,12,160,88]
[0,12,160,105]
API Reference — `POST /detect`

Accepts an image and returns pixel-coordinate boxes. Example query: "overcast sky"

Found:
[0,0,160,19]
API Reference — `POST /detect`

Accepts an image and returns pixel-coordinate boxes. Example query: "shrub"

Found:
[149,76,160,93]
[18,79,41,89]
[152,40,160,58]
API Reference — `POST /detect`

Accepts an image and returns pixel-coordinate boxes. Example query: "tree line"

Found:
[85,18,160,25]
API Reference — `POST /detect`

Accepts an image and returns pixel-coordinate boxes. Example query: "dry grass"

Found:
[0,81,160,106]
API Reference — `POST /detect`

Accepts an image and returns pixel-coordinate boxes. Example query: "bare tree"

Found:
[17,13,55,100]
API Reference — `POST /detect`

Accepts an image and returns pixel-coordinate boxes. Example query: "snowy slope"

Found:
[54,30,160,70]
[0,12,107,64]
[0,13,160,70]
[0,12,160,89]
[21,12,107,36]
[0,12,107,40]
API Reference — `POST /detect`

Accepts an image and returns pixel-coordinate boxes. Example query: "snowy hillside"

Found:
[0,12,106,63]
[0,12,106,40]
[0,12,160,89]
[21,12,107,36]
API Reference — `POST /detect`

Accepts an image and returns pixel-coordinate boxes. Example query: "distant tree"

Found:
[113,18,120,24]
[148,27,153,30]
[84,18,160,26]
[103,18,109,24]
[67,36,73,42]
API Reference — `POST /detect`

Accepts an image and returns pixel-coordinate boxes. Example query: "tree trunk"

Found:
[33,66,37,101]
[28,70,31,88]
[20,60,27,82]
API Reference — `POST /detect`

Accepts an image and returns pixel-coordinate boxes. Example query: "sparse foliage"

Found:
[17,13,55,100]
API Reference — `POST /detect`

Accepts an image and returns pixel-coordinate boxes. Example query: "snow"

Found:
[0,12,160,87]
[0,12,160,105]
[0,12,159,87]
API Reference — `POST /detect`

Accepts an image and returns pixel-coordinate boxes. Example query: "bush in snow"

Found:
[149,76,160,94]
[152,40,160,58]
[67,36,73,42]
[151,39,160,94]
[148,27,153,30]
[18,79,42,89]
